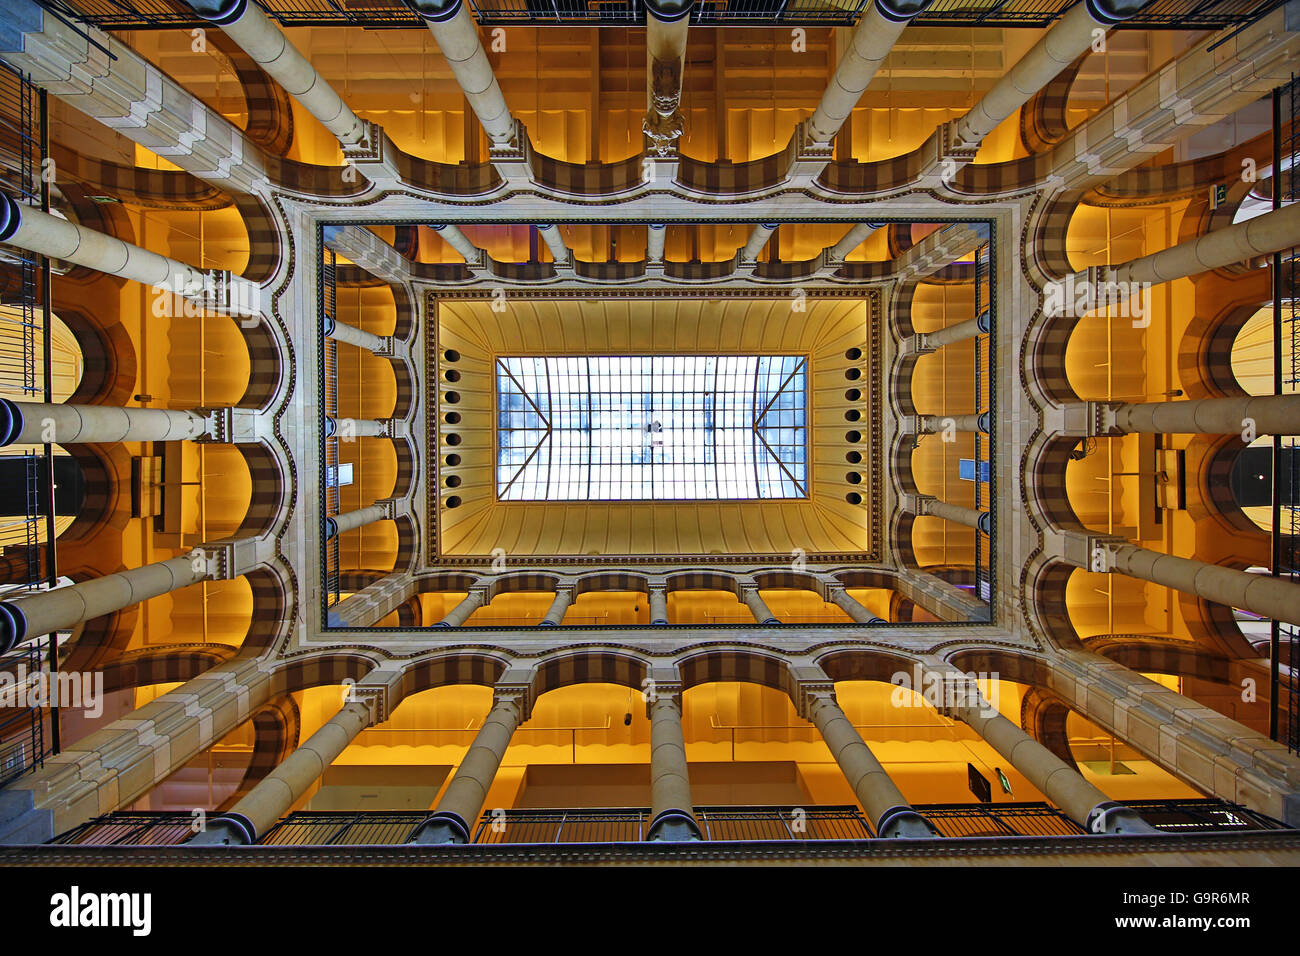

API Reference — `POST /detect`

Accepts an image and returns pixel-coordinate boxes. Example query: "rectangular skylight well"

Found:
[496,354,809,501]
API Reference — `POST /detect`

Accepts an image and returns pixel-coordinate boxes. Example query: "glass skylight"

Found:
[496,355,808,501]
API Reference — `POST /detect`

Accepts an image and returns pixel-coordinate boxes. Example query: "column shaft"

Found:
[918,412,989,435]
[0,198,254,311]
[416,1,515,145]
[327,417,386,439]
[646,224,667,263]
[741,223,777,262]
[0,400,207,446]
[410,695,522,842]
[952,0,1116,149]
[0,554,207,651]
[437,589,485,626]
[539,588,572,625]
[647,695,701,840]
[806,1,921,145]
[648,586,669,624]
[324,316,387,353]
[191,0,365,145]
[808,693,934,837]
[536,224,569,265]
[191,699,372,843]
[1113,200,1300,287]
[1111,544,1300,626]
[1109,394,1300,436]
[742,589,779,624]
[829,588,883,624]
[432,224,481,264]
[326,503,388,538]
[828,222,881,261]
[947,683,1155,833]
[924,310,990,349]
[923,498,990,533]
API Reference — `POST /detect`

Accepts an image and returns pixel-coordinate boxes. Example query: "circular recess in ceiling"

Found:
[846,450,862,464]
[444,369,461,383]
[844,409,861,422]
[846,472,863,484]
[844,388,861,401]
[445,474,462,488]
[845,348,862,361]
[844,368,862,381]
[846,492,863,505]
[444,349,461,363]
[444,391,461,404]
[444,411,462,425]
[846,430,862,443]
[445,433,462,445]
[445,495,462,509]
[445,453,461,467]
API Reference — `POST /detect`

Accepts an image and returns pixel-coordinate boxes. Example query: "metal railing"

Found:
[47,798,1289,845]
[321,246,340,609]
[49,0,1283,29]
[972,238,993,607]
[0,643,50,787]
[1281,75,1298,754]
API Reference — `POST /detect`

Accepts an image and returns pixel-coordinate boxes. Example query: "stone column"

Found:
[325,417,387,439]
[917,412,990,435]
[827,586,885,624]
[190,696,375,845]
[1110,199,1300,288]
[436,587,487,627]
[740,223,777,263]
[539,587,572,626]
[0,399,209,446]
[801,682,936,837]
[922,310,991,350]
[325,502,390,539]
[409,0,515,146]
[536,224,570,266]
[0,196,257,315]
[648,585,669,624]
[646,223,667,263]
[827,222,882,262]
[0,552,209,652]
[646,679,702,841]
[929,664,1157,833]
[908,495,992,534]
[431,223,482,265]
[805,0,933,146]
[950,0,1149,151]
[1102,541,1300,627]
[322,315,389,354]
[643,0,693,154]
[736,587,777,624]
[188,0,365,146]
[1102,394,1300,436]
[408,685,530,843]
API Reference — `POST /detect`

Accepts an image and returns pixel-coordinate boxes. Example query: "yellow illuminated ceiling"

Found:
[431,294,879,559]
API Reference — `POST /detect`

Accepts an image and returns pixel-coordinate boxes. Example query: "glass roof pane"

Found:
[496,354,809,501]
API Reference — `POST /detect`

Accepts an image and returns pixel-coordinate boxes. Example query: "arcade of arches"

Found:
[0,0,1298,863]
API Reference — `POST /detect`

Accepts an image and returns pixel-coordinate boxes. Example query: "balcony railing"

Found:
[50,0,1285,30]
[46,798,1289,846]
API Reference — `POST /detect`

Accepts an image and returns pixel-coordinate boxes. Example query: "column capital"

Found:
[384,418,410,440]
[196,406,270,444]
[919,121,982,186]
[340,119,403,183]
[902,493,936,517]
[789,665,838,720]
[1042,401,1105,437]
[199,536,272,580]
[492,667,536,722]
[1050,529,1128,571]
[488,118,535,184]
[783,119,835,184]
